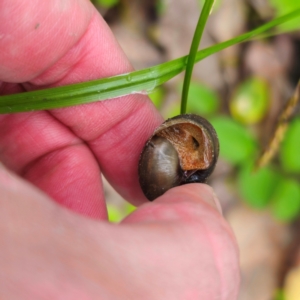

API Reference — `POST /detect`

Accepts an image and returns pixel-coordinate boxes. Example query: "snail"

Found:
[138,114,219,201]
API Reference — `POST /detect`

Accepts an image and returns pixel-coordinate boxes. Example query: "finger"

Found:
[0,0,163,209]
[0,110,107,219]
[0,0,93,82]
[0,163,110,298]
[121,184,240,299]
[0,166,239,299]
[0,0,108,218]
[32,9,163,205]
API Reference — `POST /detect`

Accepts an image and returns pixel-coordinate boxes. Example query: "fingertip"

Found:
[122,184,223,224]
[159,183,223,215]
[195,184,223,215]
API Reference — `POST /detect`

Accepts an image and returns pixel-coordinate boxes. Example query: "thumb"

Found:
[123,183,222,223]
[122,184,240,300]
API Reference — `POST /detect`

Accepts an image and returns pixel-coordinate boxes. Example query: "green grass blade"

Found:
[181,0,215,114]
[194,8,300,62]
[1,8,299,114]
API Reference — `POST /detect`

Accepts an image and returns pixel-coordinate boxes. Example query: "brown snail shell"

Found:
[138,114,219,201]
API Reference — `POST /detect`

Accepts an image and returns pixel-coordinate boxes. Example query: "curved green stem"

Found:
[180,0,215,115]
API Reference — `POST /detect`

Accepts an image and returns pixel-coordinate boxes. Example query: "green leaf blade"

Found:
[1,8,300,113]
[0,65,183,113]
[181,0,215,114]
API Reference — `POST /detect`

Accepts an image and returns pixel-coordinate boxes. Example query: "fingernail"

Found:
[200,184,223,215]
[211,189,223,215]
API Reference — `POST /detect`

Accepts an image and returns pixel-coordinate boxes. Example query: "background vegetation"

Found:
[91,1,300,299]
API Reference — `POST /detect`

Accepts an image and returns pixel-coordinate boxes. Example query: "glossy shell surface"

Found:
[138,114,219,201]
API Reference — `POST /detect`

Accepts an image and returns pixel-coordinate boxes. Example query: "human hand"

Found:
[0,0,240,299]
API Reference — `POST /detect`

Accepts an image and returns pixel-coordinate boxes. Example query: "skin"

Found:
[0,0,240,299]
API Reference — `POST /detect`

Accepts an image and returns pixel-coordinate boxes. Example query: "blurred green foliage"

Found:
[269,0,300,31]
[233,113,300,222]
[107,202,136,223]
[280,118,300,173]
[96,2,300,223]
[166,79,300,222]
[274,289,286,300]
[107,204,123,222]
[271,179,300,221]
[156,0,167,15]
[180,81,220,115]
[211,116,258,165]
[91,0,119,9]
[230,77,270,125]
[166,80,220,118]
[238,163,281,209]
[149,87,165,109]
[167,103,181,119]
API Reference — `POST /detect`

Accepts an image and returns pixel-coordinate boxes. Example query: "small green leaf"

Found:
[178,81,219,115]
[230,77,270,124]
[210,116,258,165]
[238,163,281,209]
[271,179,300,222]
[280,118,300,173]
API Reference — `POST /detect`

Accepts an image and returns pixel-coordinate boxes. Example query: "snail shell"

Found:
[138,114,219,201]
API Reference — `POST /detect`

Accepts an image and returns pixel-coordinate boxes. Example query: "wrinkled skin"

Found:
[0,1,240,299]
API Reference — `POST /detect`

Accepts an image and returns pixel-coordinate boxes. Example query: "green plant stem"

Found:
[0,8,300,114]
[180,0,214,115]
